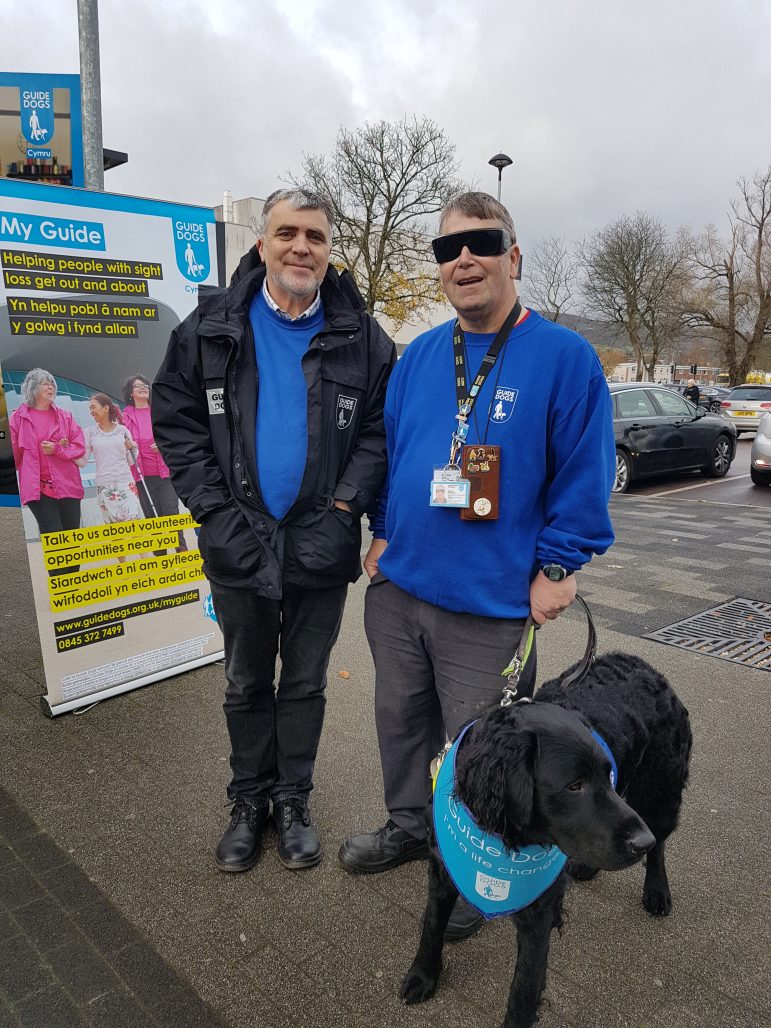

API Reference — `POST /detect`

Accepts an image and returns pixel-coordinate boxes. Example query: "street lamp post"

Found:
[488,153,513,201]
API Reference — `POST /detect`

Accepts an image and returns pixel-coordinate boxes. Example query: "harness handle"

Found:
[499,594,597,706]
[560,595,597,688]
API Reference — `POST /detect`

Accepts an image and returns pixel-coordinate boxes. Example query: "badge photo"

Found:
[430,479,470,508]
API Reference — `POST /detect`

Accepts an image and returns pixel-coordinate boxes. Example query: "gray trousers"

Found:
[365,577,536,840]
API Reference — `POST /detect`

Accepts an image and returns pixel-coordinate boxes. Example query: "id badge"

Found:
[430,465,470,508]
[460,445,501,520]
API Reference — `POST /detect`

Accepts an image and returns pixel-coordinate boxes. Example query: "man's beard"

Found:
[271,265,322,300]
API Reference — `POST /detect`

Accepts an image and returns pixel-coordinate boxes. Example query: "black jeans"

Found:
[26,495,81,577]
[210,581,347,803]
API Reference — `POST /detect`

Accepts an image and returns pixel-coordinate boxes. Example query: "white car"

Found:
[720,384,771,435]
[750,413,771,487]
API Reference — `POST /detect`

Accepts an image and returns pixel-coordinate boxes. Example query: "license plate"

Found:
[733,410,754,416]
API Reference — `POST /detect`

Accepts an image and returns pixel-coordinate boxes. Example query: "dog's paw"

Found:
[565,860,600,882]
[643,882,672,916]
[400,963,440,1005]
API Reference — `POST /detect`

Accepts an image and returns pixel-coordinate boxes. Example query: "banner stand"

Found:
[1,180,226,715]
[40,649,225,717]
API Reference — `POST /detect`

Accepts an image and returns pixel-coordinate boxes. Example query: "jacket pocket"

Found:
[198,504,259,580]
[291,504,361,579]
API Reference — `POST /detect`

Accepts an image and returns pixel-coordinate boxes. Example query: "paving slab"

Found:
[0,496,770,1027]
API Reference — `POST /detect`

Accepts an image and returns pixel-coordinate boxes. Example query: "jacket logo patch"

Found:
[336,394,357,430]
[206,388,224,415]
[489,386,518,424]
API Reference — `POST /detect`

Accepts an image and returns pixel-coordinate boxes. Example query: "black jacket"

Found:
[152,249,396,598]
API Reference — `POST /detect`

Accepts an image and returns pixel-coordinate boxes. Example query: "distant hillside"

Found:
[545,313,631,353]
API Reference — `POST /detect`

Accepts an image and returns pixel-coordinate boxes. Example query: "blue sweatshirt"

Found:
[372,311,615,618]
[249,290,325,520]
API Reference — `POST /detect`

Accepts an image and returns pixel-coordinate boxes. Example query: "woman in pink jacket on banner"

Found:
[121,373,187,552]
[9,368,86,576]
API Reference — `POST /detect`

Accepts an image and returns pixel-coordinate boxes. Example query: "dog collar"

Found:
[432,722,617,918]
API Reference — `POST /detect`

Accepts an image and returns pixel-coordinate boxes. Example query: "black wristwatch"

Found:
[541,563,574,582]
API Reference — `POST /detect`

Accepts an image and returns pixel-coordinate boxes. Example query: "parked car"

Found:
[720,384,771,435]
[668,384,732,413]
[750,413,771,486]
[610,382,737,494]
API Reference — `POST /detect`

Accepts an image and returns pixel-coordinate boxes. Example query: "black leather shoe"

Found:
[444,894,484,943]
[214,798,269,873]
[273,794,322,869]
[338,820,429,874]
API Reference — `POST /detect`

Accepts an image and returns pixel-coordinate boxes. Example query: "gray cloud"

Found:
[5,0,770,253]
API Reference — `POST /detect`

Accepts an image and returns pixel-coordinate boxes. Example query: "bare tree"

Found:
[292,117,465,329]
[684,167,771,382]
[523,235,579,322]
[578,213,689,380]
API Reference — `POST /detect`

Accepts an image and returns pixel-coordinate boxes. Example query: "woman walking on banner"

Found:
[121,374,187,553]
[9,368,86,577]
[80,395,144,553]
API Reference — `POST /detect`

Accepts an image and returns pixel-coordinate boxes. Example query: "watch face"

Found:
[544,565,564,581]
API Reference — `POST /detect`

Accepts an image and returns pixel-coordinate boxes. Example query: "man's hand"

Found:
[333,499,352,513]
[363,538,388,580]
[530,570,577,625]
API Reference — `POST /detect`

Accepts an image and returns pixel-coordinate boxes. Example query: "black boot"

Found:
[444,895,484,943]
[338,820,429,874]
[214,798,269,873]
[273,794,322,869]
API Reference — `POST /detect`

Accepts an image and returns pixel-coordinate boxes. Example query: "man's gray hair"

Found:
[439,191,517,244]
[258,188,335,238]
[21,368,57,406]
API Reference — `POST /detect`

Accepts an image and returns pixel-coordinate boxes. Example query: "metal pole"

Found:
[77,0,104,191]
[497,170,502,202]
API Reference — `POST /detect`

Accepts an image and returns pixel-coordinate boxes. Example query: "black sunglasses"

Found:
[431,228,512,264]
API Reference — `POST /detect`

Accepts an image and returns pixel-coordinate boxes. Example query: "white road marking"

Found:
[645,475,751,498]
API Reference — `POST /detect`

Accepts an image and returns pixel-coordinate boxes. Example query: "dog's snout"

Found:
[626,826,656,857]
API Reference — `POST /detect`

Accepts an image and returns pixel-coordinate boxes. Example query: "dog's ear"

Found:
[455,714,537,849]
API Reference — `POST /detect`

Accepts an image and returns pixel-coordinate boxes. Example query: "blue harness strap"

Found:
[433,720,617,918]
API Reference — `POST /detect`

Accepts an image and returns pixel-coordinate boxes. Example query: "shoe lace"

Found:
[227,797,261,829]
[378,819,398,839]
[277,795,311,827]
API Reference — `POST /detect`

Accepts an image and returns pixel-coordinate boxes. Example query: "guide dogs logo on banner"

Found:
[20,81,55,156]
[172,218,210,283]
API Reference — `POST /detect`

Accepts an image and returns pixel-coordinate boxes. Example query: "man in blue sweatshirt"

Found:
[338,192,615,938]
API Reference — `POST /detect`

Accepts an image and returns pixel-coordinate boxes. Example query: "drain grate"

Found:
[645,597,771,672]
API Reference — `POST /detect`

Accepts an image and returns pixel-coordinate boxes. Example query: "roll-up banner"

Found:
[0,180,225,715]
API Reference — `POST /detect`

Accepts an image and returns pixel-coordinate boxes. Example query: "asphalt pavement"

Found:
[0,470,769,1027]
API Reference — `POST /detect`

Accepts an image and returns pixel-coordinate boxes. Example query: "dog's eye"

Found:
[567,780,583,792]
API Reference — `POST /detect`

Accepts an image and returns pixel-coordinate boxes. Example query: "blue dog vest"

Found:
[433,721,618,918]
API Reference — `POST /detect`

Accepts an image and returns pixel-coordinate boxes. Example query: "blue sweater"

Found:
[373,311,615,618]
[249,291,325,520]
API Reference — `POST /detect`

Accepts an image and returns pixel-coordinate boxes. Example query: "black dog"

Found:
[401,652,692,1028]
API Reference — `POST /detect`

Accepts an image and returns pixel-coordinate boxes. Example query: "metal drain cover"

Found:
[645,598,771,672]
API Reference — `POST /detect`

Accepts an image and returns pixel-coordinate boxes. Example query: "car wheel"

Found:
[613,449,631,493]
[750,466,771,487]
[709,400,722,413]
[701,435,732,478]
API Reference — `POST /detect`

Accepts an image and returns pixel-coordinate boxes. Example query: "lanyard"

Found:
[450,300,521,464]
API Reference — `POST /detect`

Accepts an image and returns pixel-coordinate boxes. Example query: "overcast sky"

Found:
[4,0,771,255]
